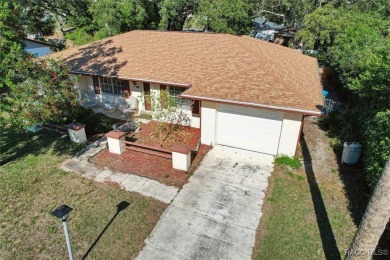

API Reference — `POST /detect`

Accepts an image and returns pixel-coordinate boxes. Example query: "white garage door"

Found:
[216,104,283,155]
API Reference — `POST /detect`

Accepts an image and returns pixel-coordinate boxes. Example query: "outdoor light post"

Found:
[51,205,74,260]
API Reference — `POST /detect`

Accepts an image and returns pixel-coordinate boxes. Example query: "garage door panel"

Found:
[216,104,282,155]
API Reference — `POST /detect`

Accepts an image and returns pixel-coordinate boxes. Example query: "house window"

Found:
[169,86,191,110]
[99,77,125,95]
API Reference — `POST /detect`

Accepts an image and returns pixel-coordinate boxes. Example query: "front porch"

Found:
[87,103,151,124]
[77,75,201,128]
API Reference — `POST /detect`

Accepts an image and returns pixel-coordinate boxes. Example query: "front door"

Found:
[143,83,151,111]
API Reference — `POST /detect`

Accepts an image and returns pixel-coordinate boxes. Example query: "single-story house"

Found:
[51,30,323,156]
[22,38,54,57]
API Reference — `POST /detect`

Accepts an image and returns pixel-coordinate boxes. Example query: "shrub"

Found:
[72,107,125,137]
[274,155,302,169]
[361,110,390,189]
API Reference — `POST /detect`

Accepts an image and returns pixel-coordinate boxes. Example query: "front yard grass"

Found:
[253,163,354,259]
[0,129,167,259]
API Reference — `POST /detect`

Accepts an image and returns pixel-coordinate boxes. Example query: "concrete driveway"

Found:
[137,145,274,260]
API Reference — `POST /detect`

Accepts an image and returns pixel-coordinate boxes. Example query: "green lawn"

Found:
[253,155,358,260]
[0,129,167,259]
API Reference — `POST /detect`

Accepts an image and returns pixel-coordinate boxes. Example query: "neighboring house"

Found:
[22,38,54,57]
[51,30,323,157]
[251,17,285,42]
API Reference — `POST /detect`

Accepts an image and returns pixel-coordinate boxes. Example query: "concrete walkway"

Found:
[137,145,274,260]
[61,138,178,204]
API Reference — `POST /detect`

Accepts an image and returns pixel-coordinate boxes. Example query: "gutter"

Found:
[180,94,323,116]
[70,70,191,88]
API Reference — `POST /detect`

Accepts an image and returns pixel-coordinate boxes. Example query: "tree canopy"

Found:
[0,2,79,129]
[296,1,389,189]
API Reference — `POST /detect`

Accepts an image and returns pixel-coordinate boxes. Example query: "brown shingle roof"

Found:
[51,30,323,114]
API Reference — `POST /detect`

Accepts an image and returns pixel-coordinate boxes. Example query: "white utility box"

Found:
[341,142,362,165]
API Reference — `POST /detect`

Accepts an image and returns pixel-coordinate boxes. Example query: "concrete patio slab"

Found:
[137,145,274,260]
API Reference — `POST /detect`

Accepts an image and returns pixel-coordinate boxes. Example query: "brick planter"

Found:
[68,122,87,144]
[171,144,192,172]
[105,131,127,154]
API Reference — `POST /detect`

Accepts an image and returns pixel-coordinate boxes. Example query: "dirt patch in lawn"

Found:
[302,116,369,225]
[131,121,201,149]
[90,144,212,188]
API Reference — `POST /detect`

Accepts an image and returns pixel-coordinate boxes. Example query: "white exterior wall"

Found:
[78,75,94,99]
[200,101,217,145]
[191,115,200,128]
[131,81,144,112]
[277,112,303,156]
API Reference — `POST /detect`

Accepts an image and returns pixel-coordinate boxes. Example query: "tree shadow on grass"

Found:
[82,201,130,260]
[0,129,81,166]
[301,134,341,260]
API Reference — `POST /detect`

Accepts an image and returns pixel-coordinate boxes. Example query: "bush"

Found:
[361,110,390,189]
[319,109,390,190]
[73,107,125,137]
[275,155,302,169]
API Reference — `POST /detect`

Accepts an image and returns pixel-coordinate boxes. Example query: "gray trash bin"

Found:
[341,142,362,165]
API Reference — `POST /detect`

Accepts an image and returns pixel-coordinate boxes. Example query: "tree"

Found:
[0,2,79,129]
[158,0,197,30]
[148,89,190,145]
[252,0,324,29]
[0,1,26,91]
[4,58,79,129]
[296,2,390,190]
[295,4,349,50]
[19,5,56,37]
[66,0,161,44]
[197,0,252,34]
[346,157,390,259]
[13,0,92,40]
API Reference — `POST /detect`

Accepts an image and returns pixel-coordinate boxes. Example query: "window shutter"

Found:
[92,76,100,94]
[192,100,200,114]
